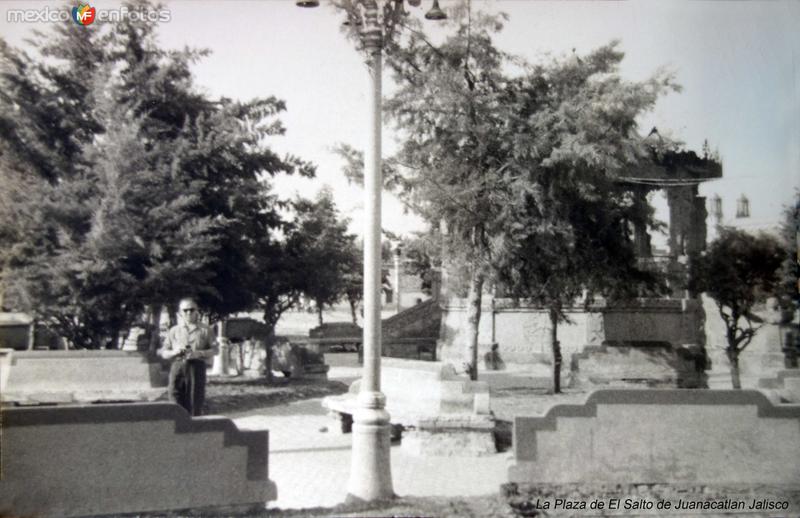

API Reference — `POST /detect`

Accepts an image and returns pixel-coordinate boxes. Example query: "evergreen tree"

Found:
[0,2,312,348]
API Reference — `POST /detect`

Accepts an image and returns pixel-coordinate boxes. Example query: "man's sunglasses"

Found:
[181,308,198,313]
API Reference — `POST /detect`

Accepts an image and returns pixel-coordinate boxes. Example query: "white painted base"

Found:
[346,397,395,501]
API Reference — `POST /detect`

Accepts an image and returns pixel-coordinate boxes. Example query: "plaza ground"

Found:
[128,358,786,518]
[115,306,788,517]
[201,357,583,517]
[208,354,524,507]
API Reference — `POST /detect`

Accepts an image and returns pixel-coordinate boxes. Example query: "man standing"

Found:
[158,297,218,416]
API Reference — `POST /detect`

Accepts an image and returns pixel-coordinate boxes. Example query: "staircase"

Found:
[381,299,442,361]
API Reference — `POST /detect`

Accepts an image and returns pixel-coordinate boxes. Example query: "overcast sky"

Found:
[2,0,798,239]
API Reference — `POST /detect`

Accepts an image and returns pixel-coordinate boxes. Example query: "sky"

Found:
[1,0,798,241]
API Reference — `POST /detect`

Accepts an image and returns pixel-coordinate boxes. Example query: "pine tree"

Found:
[0,1,312,348]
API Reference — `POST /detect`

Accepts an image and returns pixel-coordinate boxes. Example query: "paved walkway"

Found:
[231,364,512,510]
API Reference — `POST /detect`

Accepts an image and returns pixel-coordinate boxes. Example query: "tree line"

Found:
[1,2,795,392]
[335,2,796,391]
[0,7,364,349]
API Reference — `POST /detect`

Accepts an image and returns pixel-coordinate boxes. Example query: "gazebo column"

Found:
[667,185,708,257]
[632,187,652,258]
[689,194,708,254]
[666,186,695,258]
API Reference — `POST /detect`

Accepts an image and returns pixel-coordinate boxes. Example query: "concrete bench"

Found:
[0,402,275,517]
[509,389,800,485]
[323,358,495,455]
[1,349,168,404]
[271,342,330,379]
[759,369,800,403]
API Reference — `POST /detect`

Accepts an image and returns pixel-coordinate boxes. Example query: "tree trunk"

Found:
[148,304,162,352]
[264,322,277,384]
[317,304,324,327]
[727,348,742,389]
[167,305,177,327]
[110,328,121,349]
[549,306,562,394]
[349,298,359,325]
[464,268,484,381]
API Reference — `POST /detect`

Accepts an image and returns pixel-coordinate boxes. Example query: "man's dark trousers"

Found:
[169,359,207,416]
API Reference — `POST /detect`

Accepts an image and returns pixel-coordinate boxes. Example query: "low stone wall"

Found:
[571,344,707,388]
[1,349,167,404]
[0,403,276,517]
[437,298,702,371]
[601,299,701,345]
[438,302,590,367]
[509,389,800,486]
[0,348,11,393]
[378,337,437,361]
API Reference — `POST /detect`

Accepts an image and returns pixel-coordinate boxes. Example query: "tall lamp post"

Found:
[296,0,446,502]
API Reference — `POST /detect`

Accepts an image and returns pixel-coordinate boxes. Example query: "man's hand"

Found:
[158,348,181,360]
[186,349,208,360]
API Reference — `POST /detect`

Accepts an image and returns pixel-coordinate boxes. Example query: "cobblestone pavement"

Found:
[230,364,512,511]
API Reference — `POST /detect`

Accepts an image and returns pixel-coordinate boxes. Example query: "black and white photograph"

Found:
[0,1,798,516]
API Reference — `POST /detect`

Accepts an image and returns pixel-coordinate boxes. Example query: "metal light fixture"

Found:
[394,0,410,18]
[424,0,446,20]
[343,15,363,27]
[295,0,446,503]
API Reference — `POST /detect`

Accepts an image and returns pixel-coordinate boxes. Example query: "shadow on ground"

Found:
[205,377,349,417]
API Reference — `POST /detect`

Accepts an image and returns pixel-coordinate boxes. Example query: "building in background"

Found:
[707,191,783,241]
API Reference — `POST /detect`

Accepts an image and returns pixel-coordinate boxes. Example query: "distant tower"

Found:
[392,244,402,314]
[736,194,750,218]
[709,193,723,224]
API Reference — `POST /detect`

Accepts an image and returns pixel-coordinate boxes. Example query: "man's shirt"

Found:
[163,323,217,365]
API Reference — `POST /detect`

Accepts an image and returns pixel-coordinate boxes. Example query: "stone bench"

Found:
[1,349,168,404]
[509,389,800,485]
[0,402,275,517]
[758,369,800,403]
[271,342,330,379]
[322,358,495,455]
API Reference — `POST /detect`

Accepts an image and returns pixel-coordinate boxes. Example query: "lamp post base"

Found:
[345,391,395,502]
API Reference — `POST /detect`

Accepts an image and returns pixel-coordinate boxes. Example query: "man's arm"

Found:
[189,327,219,360]
[157,329,181,360]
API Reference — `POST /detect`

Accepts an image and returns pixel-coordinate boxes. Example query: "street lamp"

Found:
[296,0,445,502]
